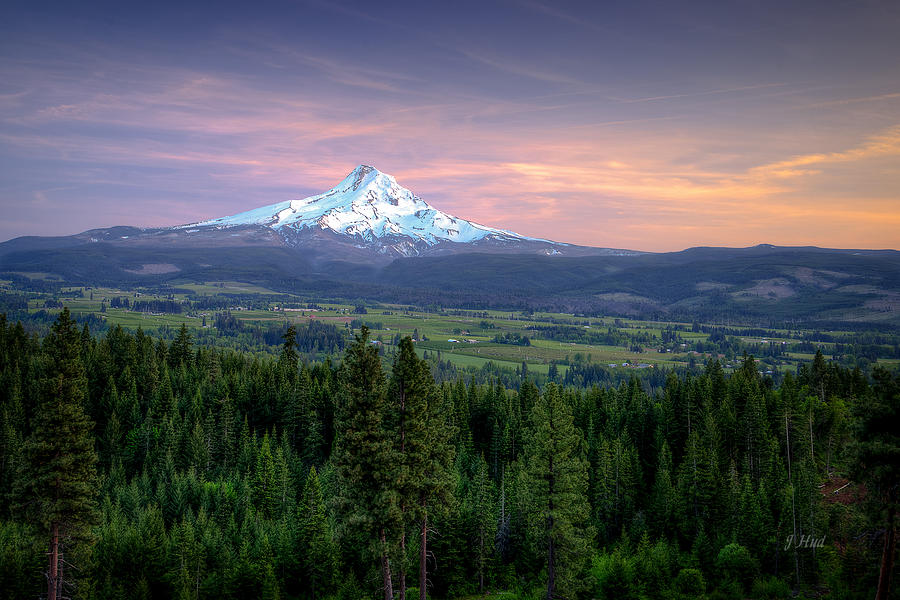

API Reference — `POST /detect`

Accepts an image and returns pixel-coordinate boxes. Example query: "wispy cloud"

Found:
[2,23,899,250]
[750,124,900,178]
[453,46,581,85]
[616,82,792,104]
[298,0,404,30]
[803,92,900,108]
[515,0,615,35]
[274,50,425,95]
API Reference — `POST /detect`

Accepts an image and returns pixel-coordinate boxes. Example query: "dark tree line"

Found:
[0,310,898,599]
[131,299,184,314]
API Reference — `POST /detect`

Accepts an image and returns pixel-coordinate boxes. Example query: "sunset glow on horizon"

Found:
[1,0,899,252]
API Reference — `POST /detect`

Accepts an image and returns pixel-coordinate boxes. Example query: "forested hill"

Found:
[0,310,898,599]
[2,243,898,328]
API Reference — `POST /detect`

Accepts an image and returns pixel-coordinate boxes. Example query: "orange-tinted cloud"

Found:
[2,39,899,251]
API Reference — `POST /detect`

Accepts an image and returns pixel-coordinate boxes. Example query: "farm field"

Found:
[5,279,897,378]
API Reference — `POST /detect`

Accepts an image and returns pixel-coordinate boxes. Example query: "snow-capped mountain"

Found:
[0,165,624,274]
[181,165,556,256]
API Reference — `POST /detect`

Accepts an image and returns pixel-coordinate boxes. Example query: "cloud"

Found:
[804,92,900,108]
[273,51,425,95]
[616,82,792,104]
[1,36,898,250]
[298,0,404,30]
[514,0,613,35]
[452,46,581,85]
[749,124,900,178]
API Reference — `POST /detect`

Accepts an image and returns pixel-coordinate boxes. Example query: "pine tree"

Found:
[217,395,237,471]
[280,325,299,368]
[737,473,766,557]
[522,384,592,600]
[387,337,455,600]
[0,398,24,515]
[298,466,335,599]
[650,441,678,536]
[418,353,456,600]
[849,368,900,600]
[257,534,282,600]
[468,454,496,593]
[170,324,193,369]
[333,326,399,600]
[254,433,278,519]
[170,516,205,600]
[389,337,429,600]
[594,437,615,541]
[19,308,98,600]
[734,357,770,484]
[298,373,325,467]
[188,420,210,475]
[273,442,292,517]
[594,432,639,542]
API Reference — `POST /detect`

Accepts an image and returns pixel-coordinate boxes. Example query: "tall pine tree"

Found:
[389,337,430,600]
[387,337,456,600]
[522,384,592,600]
[19,308,98,600]
[333,327,399,600]
[850,368,900,600]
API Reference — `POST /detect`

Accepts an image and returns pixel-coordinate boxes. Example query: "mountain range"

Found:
[1,166,898,327]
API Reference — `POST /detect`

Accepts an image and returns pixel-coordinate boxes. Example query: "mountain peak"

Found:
[344,164,385,190]
[184,166,554,255]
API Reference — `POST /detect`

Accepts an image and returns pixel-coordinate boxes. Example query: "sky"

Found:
[1,0,899,252]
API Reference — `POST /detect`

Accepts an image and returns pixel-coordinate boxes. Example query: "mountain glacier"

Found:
[183,165,553,255]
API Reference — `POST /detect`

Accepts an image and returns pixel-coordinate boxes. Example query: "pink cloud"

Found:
[2,54,898,250]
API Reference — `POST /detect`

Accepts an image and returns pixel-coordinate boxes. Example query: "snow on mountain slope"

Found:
[184,165,554,251]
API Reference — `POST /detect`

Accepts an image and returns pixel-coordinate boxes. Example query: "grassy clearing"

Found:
[174,281,285,295]
[14,280,897,373]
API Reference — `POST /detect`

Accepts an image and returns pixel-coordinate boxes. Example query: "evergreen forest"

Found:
[0,309,898,599]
